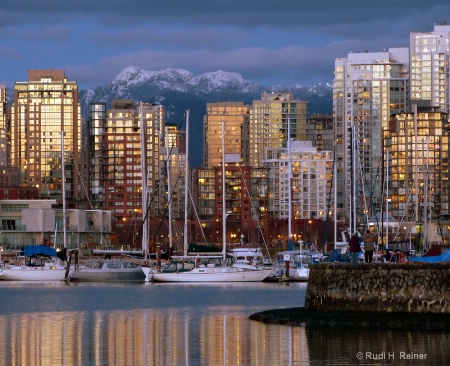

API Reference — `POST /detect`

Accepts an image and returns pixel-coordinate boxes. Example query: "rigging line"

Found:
[427,176,445,244]
[138,167,165,251]
[381,144,386,246]
[167,170,184,250]
[368,158,383,227]
[73,157,107,246]
[149,159,183,250]
[125,214,139,249]
[237,165,272,262]
[414,138,434,252]
[322,147,335,249]
[188,188,209,246]
[425,168,445,245]
[73,156,93,209]
[436,210,446,244]
[170,215,184,251]
[423,139,430,252]
[138,118,185,253]
[354,136,369,230]
[390,190,413,249]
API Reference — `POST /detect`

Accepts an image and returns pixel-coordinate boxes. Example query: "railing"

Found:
[0,225,26,231]
[67,225,111,232]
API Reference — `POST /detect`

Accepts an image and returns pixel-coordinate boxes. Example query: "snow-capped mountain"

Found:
[79,67,332,167]
[111,67,194,94]
[187,70,259,93]
[80,66,331,114]
[105,66,261,96]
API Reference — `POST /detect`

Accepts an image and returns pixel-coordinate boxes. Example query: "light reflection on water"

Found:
[0,281,449,365]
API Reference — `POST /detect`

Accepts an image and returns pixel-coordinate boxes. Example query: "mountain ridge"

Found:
[79,67,333,167]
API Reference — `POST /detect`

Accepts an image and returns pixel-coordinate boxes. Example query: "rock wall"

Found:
[305,263,450,313]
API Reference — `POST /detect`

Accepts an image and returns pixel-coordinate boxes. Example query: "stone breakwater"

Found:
[248,307,450,330]
[306,262,450,313]
[249,262,450,329]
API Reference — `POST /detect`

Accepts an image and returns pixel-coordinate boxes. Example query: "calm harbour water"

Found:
[0,281,449,366]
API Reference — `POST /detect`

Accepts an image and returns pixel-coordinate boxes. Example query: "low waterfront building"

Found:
[0,199,112,251]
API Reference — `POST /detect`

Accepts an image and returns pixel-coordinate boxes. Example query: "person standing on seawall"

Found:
[362,230,376,263]
[348,233,360,264]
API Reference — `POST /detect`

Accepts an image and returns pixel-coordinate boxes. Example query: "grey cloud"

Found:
[2,1,450,29]
[65,43,345,88]
[88,26,248,50]
[2,0,450,90]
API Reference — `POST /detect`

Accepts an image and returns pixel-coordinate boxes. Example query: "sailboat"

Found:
[0,132,69,281]
[65,257,145,282]
[150,118,273,282]
[0,245,66,281]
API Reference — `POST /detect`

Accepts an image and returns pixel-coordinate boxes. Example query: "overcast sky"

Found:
[1,1,449,90]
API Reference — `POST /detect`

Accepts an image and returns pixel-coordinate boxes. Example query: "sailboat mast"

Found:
[54,223,58,249]
[352,123,357,235]
[386,150,389,250]
[166,126,173,250]
[222,120,227,262]
[424,138,429,252]
[139,102,148,255]
[333,145,337,250]
[287,118,292,244]
[61,131,67,249]
[183,110,190,256]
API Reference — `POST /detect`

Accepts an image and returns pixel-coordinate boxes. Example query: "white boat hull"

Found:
[142,266,157,282]
[151,267,273,282]
[0,266,66,281]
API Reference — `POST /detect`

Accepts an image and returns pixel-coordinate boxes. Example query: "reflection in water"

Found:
[0,307,310,366]
[1,282,449,365]
[306,327,450,365]
[0,312,84,366]
[197,309,309,366]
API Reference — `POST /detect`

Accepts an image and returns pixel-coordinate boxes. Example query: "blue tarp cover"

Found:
[409,249,450,263]
[24,245,57,257]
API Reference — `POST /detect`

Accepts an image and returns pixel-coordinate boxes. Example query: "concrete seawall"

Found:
[305,263,450,313]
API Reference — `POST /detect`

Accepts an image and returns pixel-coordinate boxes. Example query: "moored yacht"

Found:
[65,258,145,282]
[0,245,66,281]
[150,254,273,282]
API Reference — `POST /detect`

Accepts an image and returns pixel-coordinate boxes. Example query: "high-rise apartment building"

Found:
[406,22,450,222]
[410,24,450,112]
[160,123,187,220]
[204,102,249,168]
[193,162,269,245]
[88,102,107,210]
[333,49,409,227]
[11,70,81,206]
[264,141,333,222]
[88,100,163,245]
[388,110,449,222]
[306,114,334,152]
[0,85,8,167]
[249,93,308,168]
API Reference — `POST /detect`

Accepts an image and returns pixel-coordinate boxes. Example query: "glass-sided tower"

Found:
[11,70,81,206]
[333,49,409,228]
